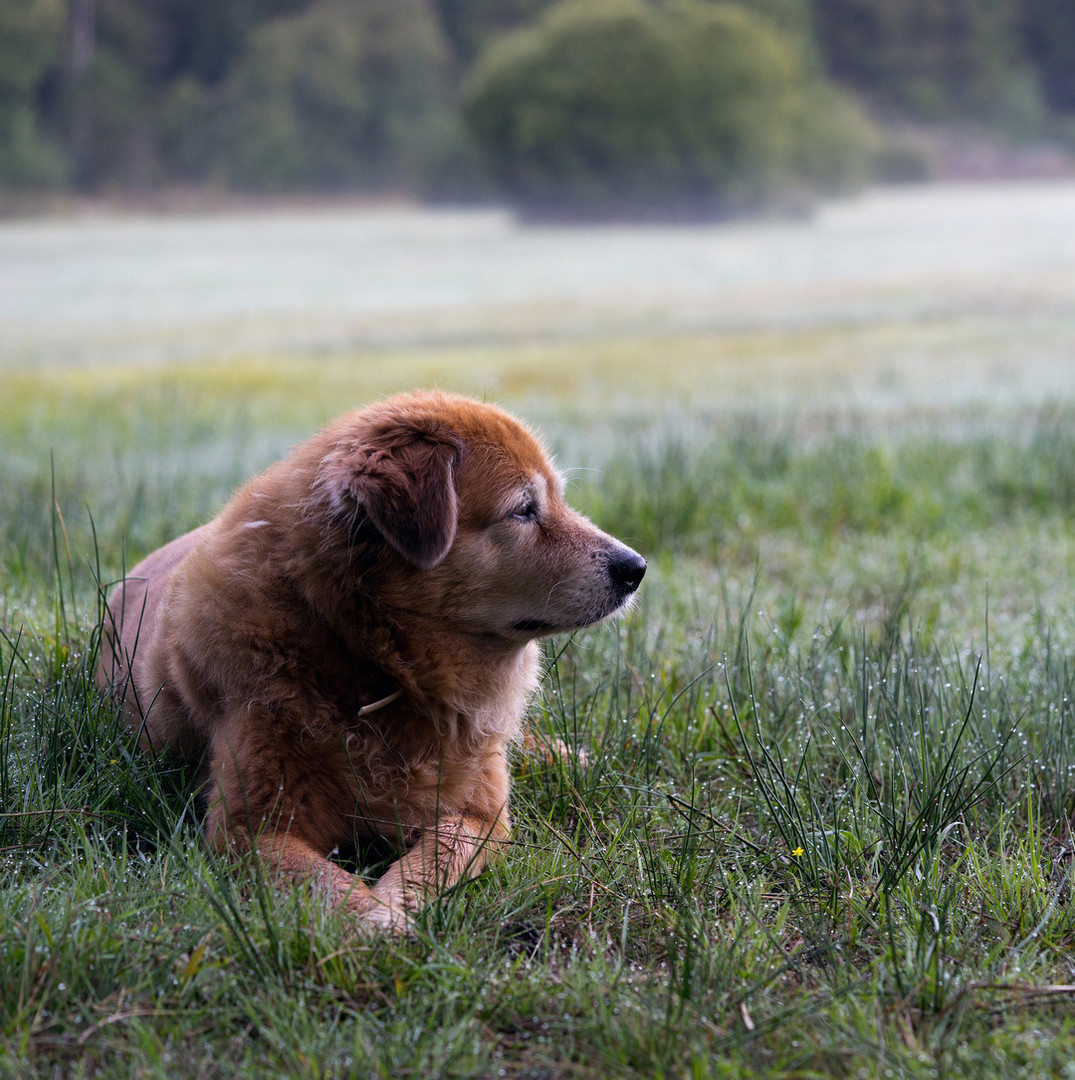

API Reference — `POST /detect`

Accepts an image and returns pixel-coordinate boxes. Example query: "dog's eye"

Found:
[511,498,538,523]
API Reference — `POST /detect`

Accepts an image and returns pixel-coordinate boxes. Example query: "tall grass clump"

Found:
[569,406,1075,562]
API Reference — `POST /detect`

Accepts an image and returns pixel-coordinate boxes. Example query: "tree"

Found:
[431,0,553,66]
[0,0,67,186]
[1023,0,1075,113]
[811,0,1032,121]
[168,0,454,191]
[462,0,875,216]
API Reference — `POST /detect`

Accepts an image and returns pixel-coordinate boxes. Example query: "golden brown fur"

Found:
[98,391,645,930]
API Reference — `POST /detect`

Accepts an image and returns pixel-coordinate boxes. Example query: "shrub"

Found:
[787,81,880,192]
[461,0,876,217]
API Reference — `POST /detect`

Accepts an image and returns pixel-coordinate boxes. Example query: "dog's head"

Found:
[318,391,645,641]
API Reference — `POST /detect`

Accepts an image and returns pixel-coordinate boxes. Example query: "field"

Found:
[3,182,1075,1077]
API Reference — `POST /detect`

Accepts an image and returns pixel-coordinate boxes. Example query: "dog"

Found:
[98,390,645,930]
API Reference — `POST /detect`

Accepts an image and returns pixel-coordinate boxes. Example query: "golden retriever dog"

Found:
[98,390,645,930]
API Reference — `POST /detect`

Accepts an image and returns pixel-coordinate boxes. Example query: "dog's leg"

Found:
[367,811,510,930]
[265,832,380,915]
[204,793,380,917]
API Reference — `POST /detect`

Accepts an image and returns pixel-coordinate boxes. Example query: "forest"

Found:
[2,0,1074,210]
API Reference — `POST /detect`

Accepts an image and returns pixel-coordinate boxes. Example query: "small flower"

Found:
[791,846,804,857]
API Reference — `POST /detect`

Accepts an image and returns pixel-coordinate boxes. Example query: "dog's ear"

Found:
[349,435,461,569]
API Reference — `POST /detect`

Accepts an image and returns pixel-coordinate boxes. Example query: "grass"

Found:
[4,330,1075,1076]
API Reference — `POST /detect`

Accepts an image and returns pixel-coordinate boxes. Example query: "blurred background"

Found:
[2,0,1074,212]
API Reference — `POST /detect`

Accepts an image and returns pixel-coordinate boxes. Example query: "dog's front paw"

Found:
[361,896,416,935]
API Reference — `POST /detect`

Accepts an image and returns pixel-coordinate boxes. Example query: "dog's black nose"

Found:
[609,547,646,594]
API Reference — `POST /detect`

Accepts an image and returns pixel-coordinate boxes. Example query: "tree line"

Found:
[2,0,1072,213]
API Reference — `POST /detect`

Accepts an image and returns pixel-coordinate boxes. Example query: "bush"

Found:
[461,0,877,217]
[787,81,880,191]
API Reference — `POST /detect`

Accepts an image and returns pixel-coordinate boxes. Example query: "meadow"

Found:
[3,183,1075,1077]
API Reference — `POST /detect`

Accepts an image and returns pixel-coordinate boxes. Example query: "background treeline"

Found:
[2,0,1073,213]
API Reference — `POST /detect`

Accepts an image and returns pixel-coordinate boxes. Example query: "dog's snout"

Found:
[608,546,646,595]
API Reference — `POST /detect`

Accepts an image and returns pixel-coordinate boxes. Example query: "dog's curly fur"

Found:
[98,391,645,929]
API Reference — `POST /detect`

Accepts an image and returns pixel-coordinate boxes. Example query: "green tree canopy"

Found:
[1,0,1072,201]
[1023,0,1075,113]
[0,0,67,186]
[812,0,1033,121]
[165,0,453,191]
[462,0,874,216]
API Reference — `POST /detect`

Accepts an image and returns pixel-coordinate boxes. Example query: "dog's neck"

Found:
[380,613,540,722]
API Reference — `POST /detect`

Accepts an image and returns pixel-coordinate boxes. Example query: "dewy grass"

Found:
[4,371,1075,1075]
